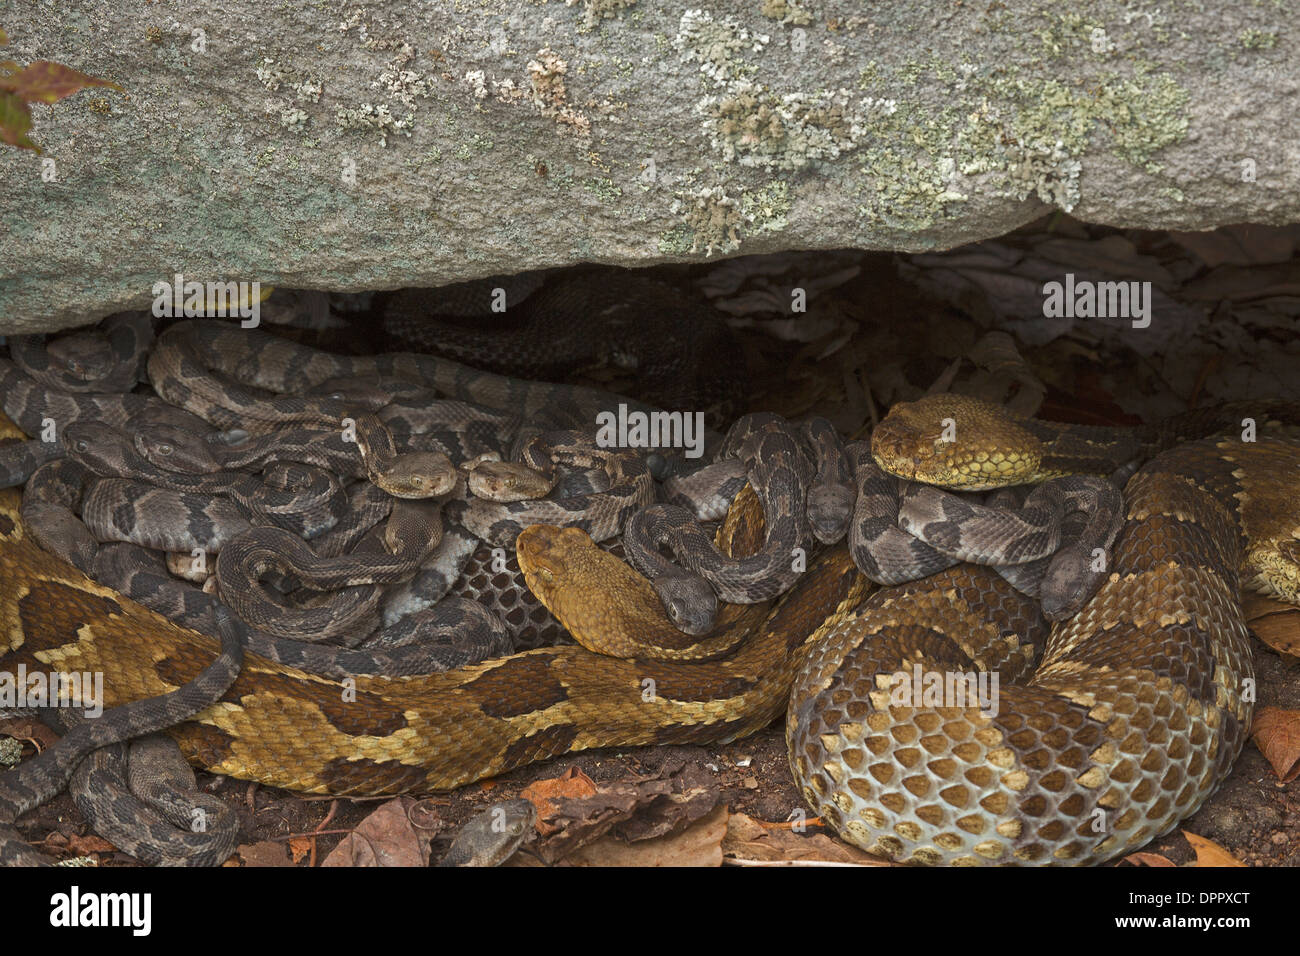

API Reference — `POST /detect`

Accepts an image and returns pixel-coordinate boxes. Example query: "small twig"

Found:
[265,828,354,843]
[308,800,340,867]
[406,797,445,832]
[759,817,825,831]
[291,793,392,803]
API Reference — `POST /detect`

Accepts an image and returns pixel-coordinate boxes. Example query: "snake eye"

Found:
[75,439,88,453]
[537,567,554,584]
[157,443,173,456]
[411,476,424,487]
[505,477,516,488]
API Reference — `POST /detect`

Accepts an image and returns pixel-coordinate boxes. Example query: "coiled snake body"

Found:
[2,340,1298,866]
[786,397,1300,864]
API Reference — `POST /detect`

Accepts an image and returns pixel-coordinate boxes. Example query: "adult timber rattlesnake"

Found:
[787,396,1300,864]
[0,479,863,804]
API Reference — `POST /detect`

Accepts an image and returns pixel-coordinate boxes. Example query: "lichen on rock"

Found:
[0,0,1289,329]
[527,48,591,139]
[677,185,744,256]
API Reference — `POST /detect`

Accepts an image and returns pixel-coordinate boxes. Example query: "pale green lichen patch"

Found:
[258,57,323,130]
[848,53,1189,218]
[740,180,791,233]
[674,8,895,172]
[760,0,814,26]
[378,64,435,106]
[1091,74,1189,170]
[674,9,770,87]
[583,176,623,203]
[672,185,744,255]
[256,58,287,93]
[1239,28,1278,50]
[857,147,961,230]
[657,223,695,255]
[567,0,636,30]
[275,105,310,132]
[335,103,414,146]
[979,70,1190,181]
[1034,12,1112,58]
[661,179,789,254]
[703,84,896,170]
[667,3,1193,230]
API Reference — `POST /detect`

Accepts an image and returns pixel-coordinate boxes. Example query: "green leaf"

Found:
[0,90,39,151]
[0,28,9,46]
[0,60,122,104]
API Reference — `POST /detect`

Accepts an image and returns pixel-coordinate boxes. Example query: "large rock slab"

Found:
[1,1,1295,332]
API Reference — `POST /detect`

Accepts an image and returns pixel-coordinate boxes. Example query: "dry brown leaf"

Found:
[722,812,893,866]
[1243,592,1293,622]
[1035,235,1175,285]
[519,766,598,837]
[554,805,729,867]
[0,90,35,151]
[236,841,294,867]
[1182,832,1246,867]
[0,57,121,153]
[0,716,60,751]
[606,779,718,843]
[0,60,122,104]
[523,767,720,863]
[287,836,314,865]
[1181,262,1300,302]
[321,797,427,867]
[1251,707,1300,782]
[62,833,118,858]
[1121,851,1177,867]
[1168,225,1300,269]
[1243,595,1300,659]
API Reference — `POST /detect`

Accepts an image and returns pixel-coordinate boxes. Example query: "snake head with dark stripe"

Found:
[517,524,690,658]
[871,394,1044,490]
[465,459,556,503]
[132,421,224,473]
[371,451,459,499]
[62,422,136,476]
[45,330,119,382]
[515,525,609,633]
